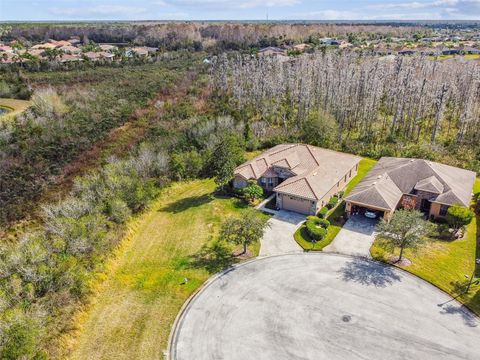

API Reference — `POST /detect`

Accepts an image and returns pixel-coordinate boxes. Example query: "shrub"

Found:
[241,182,264,203]
[318,206,328,218]
[305,216,330,241]
[338,191,345,198]
[327,196,339,209]
[106,198,132,224]
[446,205,474,231]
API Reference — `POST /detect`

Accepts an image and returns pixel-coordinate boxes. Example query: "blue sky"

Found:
[1,0,479,21]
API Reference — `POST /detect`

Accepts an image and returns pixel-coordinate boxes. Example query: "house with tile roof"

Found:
[344,157,476,220]
[233,144,361,215]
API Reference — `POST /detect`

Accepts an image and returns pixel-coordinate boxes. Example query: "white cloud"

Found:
[49,5,147,17]
[161,0,300,9]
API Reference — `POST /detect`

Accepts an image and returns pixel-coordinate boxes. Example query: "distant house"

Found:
[292,43,311,52]
[345,158,476,220]
[59,45,82,54]
[83,51,114,62]
[127,46,158,57]
[0,45,13,53]
[31,43,59,50]
[319,38,340,46]
[68,38,81,46]
[442,48,461,55]
[258,46,286,56]
[59,54,83,63]
[461,47,480,55]
[99,44,118,52]
[50,40,72,47]
[397,48,416,56]
[234,144,360,215]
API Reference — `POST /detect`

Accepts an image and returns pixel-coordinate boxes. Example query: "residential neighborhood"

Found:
[1,16,480,360]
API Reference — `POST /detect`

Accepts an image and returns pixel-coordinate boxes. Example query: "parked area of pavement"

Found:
[324,215,378,257]
[258,210,304,256]
[171,254,480,360]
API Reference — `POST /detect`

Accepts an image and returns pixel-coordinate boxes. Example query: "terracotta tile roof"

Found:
[345,157,476,210]
[234,144,361,200]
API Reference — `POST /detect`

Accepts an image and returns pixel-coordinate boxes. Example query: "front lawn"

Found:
[69,179,265,360]
[371,177,480,316]
[294,158,377,251]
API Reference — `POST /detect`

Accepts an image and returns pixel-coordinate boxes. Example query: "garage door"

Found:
[282,195,313,215]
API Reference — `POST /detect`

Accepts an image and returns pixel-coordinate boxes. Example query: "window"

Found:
[261,178,266,185]
[344,174,347,182]
[337,181,339,188]
[349,170,352,178]
[439,205,449,216]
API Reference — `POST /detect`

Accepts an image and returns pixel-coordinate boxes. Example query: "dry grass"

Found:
[69,179,259,360]
[0,98,31,120]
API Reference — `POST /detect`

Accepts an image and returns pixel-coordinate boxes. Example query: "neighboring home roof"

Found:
[31,43,58,50]
[83,51,114,61]
[59,54,83,63]
[258,46,285,55]
[50,40,72,47]
[345,157,476,210]
[0,45,13,52]
[99,44,117,51]
[59,45,81,54]
[234,144,361,201]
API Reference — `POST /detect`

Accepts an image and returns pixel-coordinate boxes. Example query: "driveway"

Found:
[324,215,377,257]
[171,254,480,360]
[259,210,304,256]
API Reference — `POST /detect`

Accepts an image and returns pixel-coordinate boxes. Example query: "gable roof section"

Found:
[414,176,444,194]
[234,144,361,201]
[345,157,476,209]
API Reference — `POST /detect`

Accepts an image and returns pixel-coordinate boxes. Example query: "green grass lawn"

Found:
[70,179,265,360]
[371,177,480,316]
[294,158,377,251]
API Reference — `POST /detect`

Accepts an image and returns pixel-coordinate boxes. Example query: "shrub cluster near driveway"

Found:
[295,158,377,251]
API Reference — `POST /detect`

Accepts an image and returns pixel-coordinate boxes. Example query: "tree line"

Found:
[211,52,480,172]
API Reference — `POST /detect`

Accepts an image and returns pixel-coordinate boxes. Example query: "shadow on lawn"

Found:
[339,257,401,288]
[160,194,214,213]
[188,241,237,274]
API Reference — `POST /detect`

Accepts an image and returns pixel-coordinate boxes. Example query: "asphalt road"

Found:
[171,254,480,360]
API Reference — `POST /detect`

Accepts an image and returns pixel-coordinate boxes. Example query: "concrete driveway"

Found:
[259,210,304,256]
[171,254,480,360]
[324,215,378,257]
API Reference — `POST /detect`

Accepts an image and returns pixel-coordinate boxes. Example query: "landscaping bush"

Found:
[241,181,264,203]
[318,206,328,218]
[305,216,330,241]
[327,196,339,209]
[446,205,474,231]
[338,191,344,199]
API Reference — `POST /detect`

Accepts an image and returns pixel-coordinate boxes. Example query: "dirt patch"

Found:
[388,255,412,267]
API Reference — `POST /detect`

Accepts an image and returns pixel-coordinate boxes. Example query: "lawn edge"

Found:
[167,252,480,360]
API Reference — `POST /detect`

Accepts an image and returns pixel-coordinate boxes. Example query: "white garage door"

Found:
[282,195,313,215]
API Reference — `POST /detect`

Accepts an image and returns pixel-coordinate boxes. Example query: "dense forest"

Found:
[211,52,480,172]
[2,22,427,50]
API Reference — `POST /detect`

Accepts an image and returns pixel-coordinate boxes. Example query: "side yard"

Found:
[69,179,262,360]
[294,158,377,250]
[371,178,480,315]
